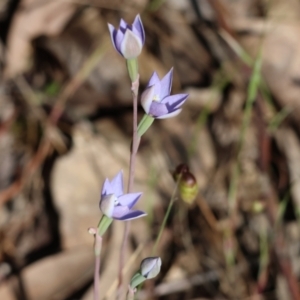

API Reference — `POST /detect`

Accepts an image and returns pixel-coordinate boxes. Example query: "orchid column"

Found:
[108,15,145,297]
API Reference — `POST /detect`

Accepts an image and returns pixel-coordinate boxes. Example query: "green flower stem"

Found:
[137,114,155,137]
[152,176,181,255]
[97,215,113,237]
[130,273,146,289]
[126,58,138,82]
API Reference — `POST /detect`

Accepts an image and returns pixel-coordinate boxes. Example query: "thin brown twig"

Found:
[0,138,51,205]
[195,194,219,232]
[0,108,17,138]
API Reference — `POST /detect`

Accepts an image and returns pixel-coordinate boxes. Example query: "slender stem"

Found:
[128,77,140,192]
[126,286,136,300]
[152,176,180,255]
[94,255,100,300]
[117,75,140,299]
[94,232,103,300]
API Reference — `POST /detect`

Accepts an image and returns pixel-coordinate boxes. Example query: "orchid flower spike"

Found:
[99,171,146,221]
[108,15,145,59]
[141,68,188,119]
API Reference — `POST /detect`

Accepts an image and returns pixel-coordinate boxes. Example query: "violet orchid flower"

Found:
[99,171,146,221]
[108,15,145,59]
[141,68,188,119]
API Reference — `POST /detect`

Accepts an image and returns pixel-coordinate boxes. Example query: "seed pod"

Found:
[179,171,199,205]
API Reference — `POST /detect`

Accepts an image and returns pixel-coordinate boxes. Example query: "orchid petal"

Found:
[102,178,113,196]
[114,209,147,221]
[108,24,117,50]
[114,30,125,53]
[148,102,169,117]
[159,68,173,99]
[120,19,128,30]
[156,109,182,119]
[100,194,116,218]
[110,171,124,197]
[120,30,143,59]
[132,26,143,44]
[118,192,142,209]
[141,85,155,114]
[162,94,188,110]
[146,72,160,88]
[111,205,130,219]
[133,14,145,43]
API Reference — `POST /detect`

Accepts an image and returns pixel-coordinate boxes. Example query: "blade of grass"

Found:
[228,49,262,214]
[268,106,292,133]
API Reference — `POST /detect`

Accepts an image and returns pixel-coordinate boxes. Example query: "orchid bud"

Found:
[140,257,162,279]
[130,257,162,289]
[108,15,145,59]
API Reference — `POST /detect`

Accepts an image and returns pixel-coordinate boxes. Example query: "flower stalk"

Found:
[97,215,113,237]
[127,58,138,82]
[93,230,103,300]
[118,62,141,298]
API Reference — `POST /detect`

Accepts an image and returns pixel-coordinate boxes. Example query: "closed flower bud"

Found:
[179,171,199,205]
[140,257,162,279]
[130,257,162,289]
[108,15,145,59]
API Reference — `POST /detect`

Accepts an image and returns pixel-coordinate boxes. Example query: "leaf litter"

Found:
[1,0,300,299]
